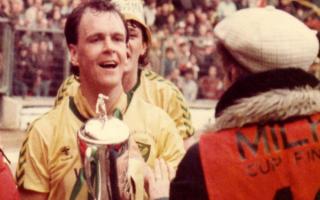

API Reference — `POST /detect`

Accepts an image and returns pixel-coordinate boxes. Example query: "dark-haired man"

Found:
[16,1,184,199]
[55,0,195,149]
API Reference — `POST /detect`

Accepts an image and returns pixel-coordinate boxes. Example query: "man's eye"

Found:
[114,36,125,42]
[88,37,101,43]
[129,34,138,39]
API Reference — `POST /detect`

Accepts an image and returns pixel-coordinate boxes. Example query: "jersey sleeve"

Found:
[16,123,50,193]
[156,111,186,170]
[165,83,195,140]
[140,70,195,140]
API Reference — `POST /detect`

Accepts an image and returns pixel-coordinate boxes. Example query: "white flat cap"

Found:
[214,6,319,73]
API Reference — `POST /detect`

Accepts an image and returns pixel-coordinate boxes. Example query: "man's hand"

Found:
[144,159,175,200]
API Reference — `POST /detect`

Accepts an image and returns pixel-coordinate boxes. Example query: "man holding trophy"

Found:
[55,0,196,150]
[16,1,185,199]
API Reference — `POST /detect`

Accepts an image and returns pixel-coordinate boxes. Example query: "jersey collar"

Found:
[71,88,129,122]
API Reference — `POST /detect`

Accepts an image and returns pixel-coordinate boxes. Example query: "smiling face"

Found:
[125,21,147,74]
[69,8,128,92]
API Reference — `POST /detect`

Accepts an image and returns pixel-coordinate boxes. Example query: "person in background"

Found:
[167,68,183,91]
[181,69,198,102]
[32,40,53,96]
[170,7,320,200]
[198,65,224,100]
[55,0,196,149]
[163,46,177,78]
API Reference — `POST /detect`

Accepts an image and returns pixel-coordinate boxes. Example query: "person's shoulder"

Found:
[28,97,71,136]
[129,95,171,119]
[141,69,178,91]
[55,75,79,106]
[140,69,185,99]
[126,96,178,133]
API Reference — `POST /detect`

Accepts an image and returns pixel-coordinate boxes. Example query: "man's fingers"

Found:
[167,164,176,181]
[154,159,162,180]
[159,159,169,180]
[144,165,154,192]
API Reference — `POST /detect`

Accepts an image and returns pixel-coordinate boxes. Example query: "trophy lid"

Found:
[78,93,130,145]
[83,117,129,144]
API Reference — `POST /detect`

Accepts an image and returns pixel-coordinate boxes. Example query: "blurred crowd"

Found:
[0,0,319,99]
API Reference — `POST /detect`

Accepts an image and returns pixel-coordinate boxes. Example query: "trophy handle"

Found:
[84,147,96,197]
[109,149,120,200]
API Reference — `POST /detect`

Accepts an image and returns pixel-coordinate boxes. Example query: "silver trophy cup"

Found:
[78,116,131,200]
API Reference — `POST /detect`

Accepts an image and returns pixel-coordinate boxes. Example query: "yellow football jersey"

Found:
[132,69,194,139]
[54,74,79,107]
[17,89,185,200]
[54,69,195,139]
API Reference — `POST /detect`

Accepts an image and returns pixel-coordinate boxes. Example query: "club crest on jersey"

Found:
[136,141,151,161]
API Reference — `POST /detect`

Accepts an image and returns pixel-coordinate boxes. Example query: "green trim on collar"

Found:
[69,168,85,200]
[126,68,142,103]
[113,108,123,120]
[69,97,87,123]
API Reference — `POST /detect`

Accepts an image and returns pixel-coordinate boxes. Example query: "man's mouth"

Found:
[98,61,117,69]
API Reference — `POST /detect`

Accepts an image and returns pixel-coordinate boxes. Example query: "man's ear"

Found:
[69,44,79,66]
[123,48,130,72]
[141,42,147,56]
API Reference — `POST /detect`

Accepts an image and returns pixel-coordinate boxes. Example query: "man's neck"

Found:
[80,84,124,116]
[123,69,138,92]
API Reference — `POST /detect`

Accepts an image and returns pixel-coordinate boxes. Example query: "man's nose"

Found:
[102,37,116,53]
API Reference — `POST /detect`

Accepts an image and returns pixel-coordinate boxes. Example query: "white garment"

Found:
[182,79,198,102]
[217,1,237,19]
[144,6,156,27]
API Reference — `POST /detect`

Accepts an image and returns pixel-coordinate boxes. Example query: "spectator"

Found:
[176,38,191,71]
[155,3,173,28]
[179,0,194,10]
[144,1,156,27]
[170,7,319,200]
[50,6,63,29]
[32,39,53,96]
[181,69,198,102]
[24,0,38,27]
[0,0,10,17]
[148,38,162,74]
[185,54,200,79]
[184,24,195,36]
[13,47,31,96]
[10,0,25,24]
[198,65,224,99]
[163,46,177,77]
[217,0,237,20]
[167,13,176,33]
[167,68,183,90]
[185,11,197,27]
